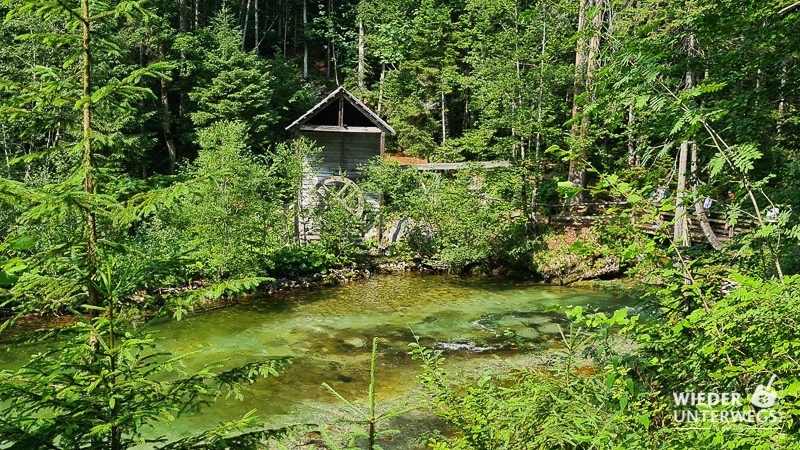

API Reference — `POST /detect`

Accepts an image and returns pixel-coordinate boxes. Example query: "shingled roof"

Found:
[285,86,396,135]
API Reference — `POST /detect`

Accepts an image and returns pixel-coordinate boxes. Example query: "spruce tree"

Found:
[0,1,290,447]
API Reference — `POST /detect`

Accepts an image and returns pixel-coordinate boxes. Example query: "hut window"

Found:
[308,102,339,126]
[343,101,373,127]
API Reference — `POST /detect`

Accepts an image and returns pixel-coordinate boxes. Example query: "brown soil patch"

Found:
[387,152,427,165]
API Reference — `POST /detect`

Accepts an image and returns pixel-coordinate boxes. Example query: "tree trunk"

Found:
[674,140,690,245]
[82,0,99,314]
[514,0,524,159]
[586,0,602,86]
[238,0,246,25]
[692,142,723,250]
[377,63,385,114]
[463,88,470,133]
[580,0,602,139]
[332,41,339,85]
[326,0,332,80]
[441,86,447,144]
[179,0,187,118]
[778,58,787,136]
[283,0,288,56]
[303,0,308,79]
[241,0,251,50]
[674,34,696,246]
[568,0,588,203]
[627,105,636,167]
[254,0,259,51]
[2,126,11,178]
[358,17,365,89]
[535,18,546,158]
[194,0,199,29]
[293,7,297,55]
[159,43,177,175]
[179,0,187,34]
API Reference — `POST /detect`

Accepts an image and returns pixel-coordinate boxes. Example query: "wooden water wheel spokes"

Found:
[313,176,365,217]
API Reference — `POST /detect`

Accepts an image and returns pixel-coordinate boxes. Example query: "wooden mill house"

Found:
[285,86,396,241]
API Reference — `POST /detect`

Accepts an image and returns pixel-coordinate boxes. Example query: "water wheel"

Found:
[309,176,365,218]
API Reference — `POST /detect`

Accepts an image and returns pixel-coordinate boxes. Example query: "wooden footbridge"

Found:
[535,201,749,242]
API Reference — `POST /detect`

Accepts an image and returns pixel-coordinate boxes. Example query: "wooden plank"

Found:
[550,215,624,221]
[338,98,344,127]
[300,125,382,133]
[402,161,513,170]
[537,201,631,207]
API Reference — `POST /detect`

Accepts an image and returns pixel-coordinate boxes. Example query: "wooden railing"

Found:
[533,201,753,240]
[533,201,632,224]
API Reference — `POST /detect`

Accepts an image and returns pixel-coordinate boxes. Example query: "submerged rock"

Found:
[435,342,493,352]
[336,374,355,383]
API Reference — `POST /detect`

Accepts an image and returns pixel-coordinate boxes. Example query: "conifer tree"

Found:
[0,1,290,447]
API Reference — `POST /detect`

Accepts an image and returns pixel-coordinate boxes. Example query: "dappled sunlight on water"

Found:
[143,274,631,446]
[0,274,632,448]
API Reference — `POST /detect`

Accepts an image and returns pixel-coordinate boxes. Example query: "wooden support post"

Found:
[293,135,301,244]
[378,132,385,247]
[378,193,384,247]
[338,97,344,127]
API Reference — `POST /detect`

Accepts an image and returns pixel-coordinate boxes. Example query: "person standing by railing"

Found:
[651,183,668,227]
[723,190,735,235]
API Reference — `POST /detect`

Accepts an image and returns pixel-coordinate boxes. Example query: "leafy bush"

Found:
[0,312,291,449]
[268,242,342,276]
[180,121,302,280]
[410,324,633,450]
[362,158,535,269]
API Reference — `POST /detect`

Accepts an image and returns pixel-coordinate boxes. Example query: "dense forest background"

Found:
[2,0,796,177]
[2,0,799,280]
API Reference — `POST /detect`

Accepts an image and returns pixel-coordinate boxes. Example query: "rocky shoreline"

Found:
[256,252,624,297]
[0,253,626,337]
[257,259,442,295]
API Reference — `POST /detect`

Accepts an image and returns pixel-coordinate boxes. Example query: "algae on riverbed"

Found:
[0,274,632,449]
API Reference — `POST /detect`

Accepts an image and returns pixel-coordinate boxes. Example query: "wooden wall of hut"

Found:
[300,130,382,180]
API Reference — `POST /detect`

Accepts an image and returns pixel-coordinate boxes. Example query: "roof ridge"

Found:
[285,86,395,135]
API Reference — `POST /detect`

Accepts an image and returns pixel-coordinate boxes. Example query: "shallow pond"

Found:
[1,274,634,448]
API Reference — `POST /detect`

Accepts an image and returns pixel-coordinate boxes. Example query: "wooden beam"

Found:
[401,161,513,171]
[286,86,396,135]
[299,125,382,133]
[378,131,385,247]
[338,97,344,128]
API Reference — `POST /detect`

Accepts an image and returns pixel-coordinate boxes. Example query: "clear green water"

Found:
[1,274,633,448]
[145,274,631,446]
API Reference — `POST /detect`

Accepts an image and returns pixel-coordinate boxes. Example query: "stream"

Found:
[1,274,635,448]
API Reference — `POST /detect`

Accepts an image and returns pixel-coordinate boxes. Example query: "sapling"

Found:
[321,337,419,450]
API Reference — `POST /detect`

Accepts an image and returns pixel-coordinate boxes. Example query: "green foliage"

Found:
[362,158,537,270]
[574,274,800,448]
[410,326,632,450]
[322,337,419,450]
[313,178,370,261]
[0,3,304,448]
[0,234,32,287]
[0,312,291,449]
[189,8,279,146]
[269,242,341,276]
[1,0,799,447]
[181,121,293,280]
